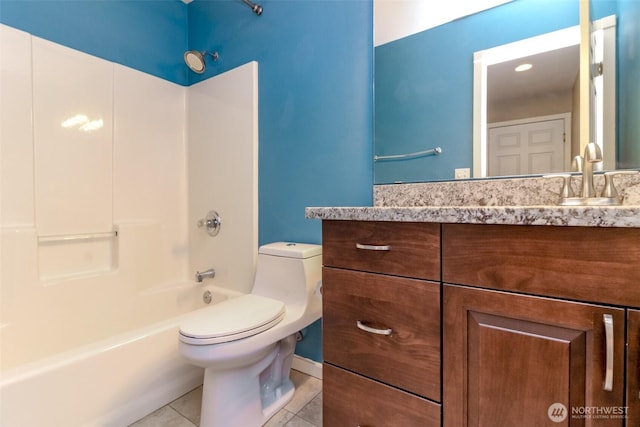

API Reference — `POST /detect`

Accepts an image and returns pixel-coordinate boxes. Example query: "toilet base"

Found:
[199,334,298,427]
[262,379,295,422]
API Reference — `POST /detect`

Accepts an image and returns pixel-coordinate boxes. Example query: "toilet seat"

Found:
[179,294,286,345]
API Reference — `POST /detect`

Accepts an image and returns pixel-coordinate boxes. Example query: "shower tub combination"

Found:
[1,20,261,425]
[0,279,240,427]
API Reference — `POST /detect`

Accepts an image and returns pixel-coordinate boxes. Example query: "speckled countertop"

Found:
[305,175,640,228]
[305,205,640,228]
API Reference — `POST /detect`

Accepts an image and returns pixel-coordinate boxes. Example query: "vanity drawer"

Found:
[323,267,441,400]
[442,224,640,307]
[324,363,441,427]
[322,220,440,280]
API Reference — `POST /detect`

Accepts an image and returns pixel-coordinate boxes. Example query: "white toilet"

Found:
[178,242,322,427]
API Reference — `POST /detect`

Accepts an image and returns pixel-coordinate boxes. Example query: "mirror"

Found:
[472,16,615,178]
[374,0,630,184]
[473,27,580,178]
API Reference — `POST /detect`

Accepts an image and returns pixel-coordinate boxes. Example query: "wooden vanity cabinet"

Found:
[322,220,441,426]
[321,220,640,425]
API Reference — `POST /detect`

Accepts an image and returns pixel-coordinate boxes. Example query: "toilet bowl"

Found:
[178,242,322,427]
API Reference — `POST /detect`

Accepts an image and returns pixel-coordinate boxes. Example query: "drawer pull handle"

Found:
[603,313,614,391]
[355,243,391,251]
[356,320,392,336]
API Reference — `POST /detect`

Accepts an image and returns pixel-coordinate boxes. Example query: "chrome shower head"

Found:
[184,50,219,74]
[242,0,262,15]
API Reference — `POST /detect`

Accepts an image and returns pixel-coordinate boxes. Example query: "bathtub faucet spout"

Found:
[195,268,216,283]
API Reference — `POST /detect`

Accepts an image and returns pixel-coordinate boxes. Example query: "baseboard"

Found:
[292,355,323,379]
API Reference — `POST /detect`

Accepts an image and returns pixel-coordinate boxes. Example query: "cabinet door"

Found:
[627,310,640,425]
[444,285,625,427]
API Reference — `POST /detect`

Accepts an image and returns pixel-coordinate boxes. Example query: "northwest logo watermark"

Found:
[548,403,567,423]
[548,403,628,422]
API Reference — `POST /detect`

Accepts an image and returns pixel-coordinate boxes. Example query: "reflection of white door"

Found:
[488,118,566,176]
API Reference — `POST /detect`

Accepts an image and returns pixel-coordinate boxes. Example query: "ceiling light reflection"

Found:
[515,63,533,72]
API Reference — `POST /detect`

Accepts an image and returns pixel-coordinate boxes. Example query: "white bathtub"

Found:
[0,282,241,427]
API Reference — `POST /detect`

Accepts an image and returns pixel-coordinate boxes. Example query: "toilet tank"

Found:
[252,242,322,309]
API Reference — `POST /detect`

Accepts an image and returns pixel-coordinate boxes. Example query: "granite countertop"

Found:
[306,175,640,228]
[305,205,640,228]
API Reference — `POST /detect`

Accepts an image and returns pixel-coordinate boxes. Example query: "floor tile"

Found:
[129,406,197,427]
[296,392,322,426]
[285,370,322,413]
[283,415,317,427]
[264,408,296,427]
[169,386,203,425]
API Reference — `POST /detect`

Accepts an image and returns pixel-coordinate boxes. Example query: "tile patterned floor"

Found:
[129,370,322,427]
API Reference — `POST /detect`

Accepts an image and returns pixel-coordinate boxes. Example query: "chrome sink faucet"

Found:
[580,142,603,198]
[195,268,216,283]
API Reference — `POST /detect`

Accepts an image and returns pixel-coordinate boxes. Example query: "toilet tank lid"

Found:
[259,242,322,258]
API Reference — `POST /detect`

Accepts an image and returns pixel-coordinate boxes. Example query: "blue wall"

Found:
[0,0,190,85]
[187,0,373,245]
[1,0,373,363]
[374,0,620,184]
[187,0,374,362]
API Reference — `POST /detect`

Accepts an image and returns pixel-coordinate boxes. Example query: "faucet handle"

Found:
[602,170,639,198]
[543,173,574,200]
[571,155,583,172]
[197,210,222,237]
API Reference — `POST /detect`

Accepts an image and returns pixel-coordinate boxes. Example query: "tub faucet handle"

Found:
[196,268,216,283]
[197,210,221,237]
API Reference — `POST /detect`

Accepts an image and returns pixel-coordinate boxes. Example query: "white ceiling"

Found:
[487,44,580,104]
[374,0,513,46]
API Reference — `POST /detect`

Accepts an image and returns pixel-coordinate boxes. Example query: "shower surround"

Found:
[0,24,258,426]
